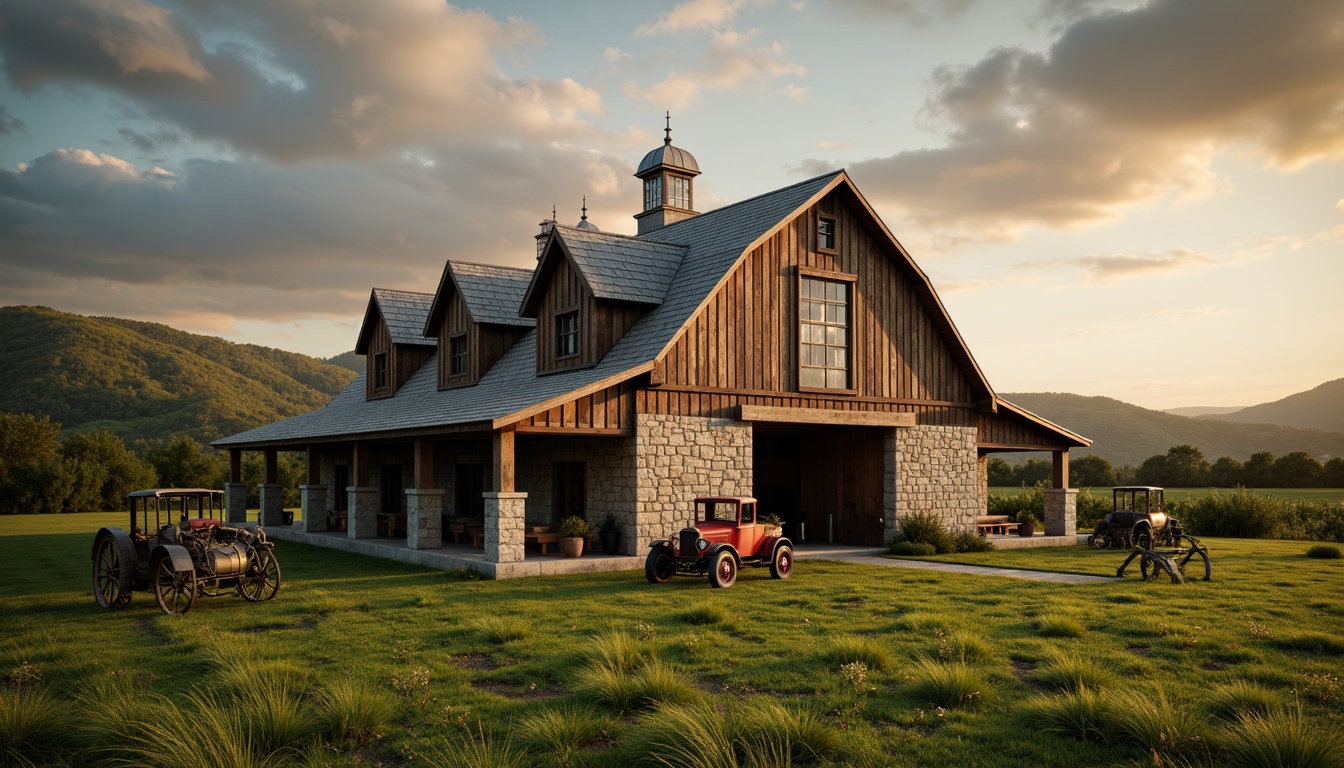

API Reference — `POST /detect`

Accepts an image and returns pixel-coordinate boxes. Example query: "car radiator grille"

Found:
[679,528,700,555]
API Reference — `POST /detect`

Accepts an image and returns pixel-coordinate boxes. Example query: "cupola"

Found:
[536,205,556,259]
[575,196,599,232]
[634,113,700,235]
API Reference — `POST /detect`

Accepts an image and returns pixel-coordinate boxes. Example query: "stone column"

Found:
[301,484,327,533]
[484,491,527,563]
[225,482,248,524]
[347,486,379,539]
[406,488,445,549]
[1044,488,1077,536]
[259,483,285,526]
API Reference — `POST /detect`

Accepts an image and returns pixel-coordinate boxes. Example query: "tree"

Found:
[1243,452,1276,487]
[1135,454,1170,486]
[1209,457,1243,487]
[1164,445,1210,487]
[144,435,226,490]
[1324,457,1344,488]
[60,431,157,513]
[986,458,1014,486]
[1015,459,1052,487]
[1070,454,1117,487]
[0,413,64,514]
[1274,452,1323,487]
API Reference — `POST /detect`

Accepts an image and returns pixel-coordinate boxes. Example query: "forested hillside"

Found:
[1204,377,1344,433]
[0,306,357,446]
[1002,392,1344,467]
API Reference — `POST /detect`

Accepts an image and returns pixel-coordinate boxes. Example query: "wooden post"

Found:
[306,445,321,485]
[414,437,434,490]
[264,448,278,485]
[352,442,370,487]
[229,449,242,484]
[492,427,515,493]
[1052,450,1069,489]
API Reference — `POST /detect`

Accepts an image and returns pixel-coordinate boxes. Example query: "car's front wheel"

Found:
[770,544,793,580]
[709,550,737,589]
[645,545,676,584]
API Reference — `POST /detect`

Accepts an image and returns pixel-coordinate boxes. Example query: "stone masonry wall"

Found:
[516,436,638,553]
[636,414,752,546]
[887,425,980,536]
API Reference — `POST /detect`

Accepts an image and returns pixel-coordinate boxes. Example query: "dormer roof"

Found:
[354,288,434,354]
[424,261,535,335]
[519,225,688,316]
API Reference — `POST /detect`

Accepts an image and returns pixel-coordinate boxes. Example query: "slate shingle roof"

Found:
[555,225,687,305]
[450,262,535,328]
[214,171,845,447]
[373,289,434,347]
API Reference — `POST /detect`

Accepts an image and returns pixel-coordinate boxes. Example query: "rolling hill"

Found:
[1002,392,1344,467]
[0,306,357,446]
[1202,378,1344,433]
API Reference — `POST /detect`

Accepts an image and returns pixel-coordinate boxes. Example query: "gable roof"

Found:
[519,225,688,315]
[354,289,434,354]
[423,261,535,335]
[994,398,1092,447]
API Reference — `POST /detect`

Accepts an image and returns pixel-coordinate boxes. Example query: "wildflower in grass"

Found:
[1300,672,1341,706]
[1248,621,1271,640]
[636,622,657,641]
[392,666,430,704]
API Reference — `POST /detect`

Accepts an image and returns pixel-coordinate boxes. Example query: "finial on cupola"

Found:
[536,204,558,259]
[664,111,672,146]
[576,195,600,231]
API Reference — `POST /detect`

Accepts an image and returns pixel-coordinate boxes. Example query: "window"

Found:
[449,334,468,376]
[817,215,836,252]
[373,351,389,391]
[667,175,690,209]
[643,177,662,211]
[740,502,755,525]
[799,276,850,390]
[556,310,580,359]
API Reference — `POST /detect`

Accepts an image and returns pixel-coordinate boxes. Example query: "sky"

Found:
[0,0,1341,411]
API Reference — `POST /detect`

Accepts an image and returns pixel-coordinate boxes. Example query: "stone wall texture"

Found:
[636,414,752,545]
[517,436,638,553]
[889,425,980,535]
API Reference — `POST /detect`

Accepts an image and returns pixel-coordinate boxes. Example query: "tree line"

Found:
[989,445,1344,488]
[0,412,305,514]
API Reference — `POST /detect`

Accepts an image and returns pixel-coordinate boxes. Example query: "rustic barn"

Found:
[214,127,1088,577]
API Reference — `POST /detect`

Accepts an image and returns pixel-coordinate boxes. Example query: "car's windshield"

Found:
[698,502,738,523]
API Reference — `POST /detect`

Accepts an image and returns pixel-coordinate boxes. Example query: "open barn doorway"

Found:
[753,425,885,546]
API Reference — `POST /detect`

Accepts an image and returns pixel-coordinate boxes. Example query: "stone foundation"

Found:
[301,484,327,533]
[225,482,248,524]
[887,425,980,537]
[347,486,378,539]
[406,489,444,549]
[636,414,752,545]
[1044,488,1077,536]
[485,492,527,563]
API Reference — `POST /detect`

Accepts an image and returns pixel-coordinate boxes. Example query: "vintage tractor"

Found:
[644,496,794,588]
[1090,486,1179,550]
[91,488,281,615]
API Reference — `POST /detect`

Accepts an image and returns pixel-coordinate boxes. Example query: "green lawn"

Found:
[989,486,1344,504]
[2,512,1343,767]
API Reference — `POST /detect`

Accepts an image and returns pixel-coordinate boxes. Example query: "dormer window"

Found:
[374,352,389,391]
[644,177,662,211]
[449,334,468,376]
[556,311,580,359]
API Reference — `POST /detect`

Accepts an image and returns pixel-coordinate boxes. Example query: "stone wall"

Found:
[516,436,638,553]
[636,414,752,545]
[887,425,980,535]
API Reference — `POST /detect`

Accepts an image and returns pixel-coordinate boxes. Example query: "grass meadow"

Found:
[989,487,1344,505]
[2,512,1343,767]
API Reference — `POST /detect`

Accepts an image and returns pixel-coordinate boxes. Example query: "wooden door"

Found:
[554,462,586,522]
[455,463,484,518]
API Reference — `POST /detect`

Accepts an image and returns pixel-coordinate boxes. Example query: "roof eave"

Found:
[995,397,1093,447]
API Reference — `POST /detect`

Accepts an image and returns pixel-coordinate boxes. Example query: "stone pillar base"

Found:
[1044,488,1077,537]
[485,491,527,563]
[225,482,248,524]
[406,489,445,550]
[259,483,285,526]
[301,484,327,533]
[347,486,379,539]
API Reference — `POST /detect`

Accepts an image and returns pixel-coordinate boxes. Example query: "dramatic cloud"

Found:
[832,0,977,25]
[838,0,1344,240]
[636,0,773,36]
[626,30,805,110]
[0,0,605,162]
[0,105,26,135]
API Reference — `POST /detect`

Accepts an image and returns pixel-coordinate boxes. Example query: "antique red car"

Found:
[644,496,794,588]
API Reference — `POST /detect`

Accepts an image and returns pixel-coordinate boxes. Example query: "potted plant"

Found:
[760,513,784,537]
[1017,510,1038,537]
[559,515,590,557]
[598,513,622,555]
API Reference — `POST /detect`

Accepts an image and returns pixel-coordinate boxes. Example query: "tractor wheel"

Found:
[709,550,737,589]
[644,545,676,584]
[1133,527,1153,551]
[1177,546,1211,582]
[152,556,197,615]
[240,546,281,602]
[770,544,794,580]
[92,533,135,609]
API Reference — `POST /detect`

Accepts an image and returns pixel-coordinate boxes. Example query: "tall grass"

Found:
[574,633,697,711]
[827,636,894,671]
[517,703,609,768]
[732,698,838,764]
[1220,707,1344,768]
[1202,681,1285,723]
[314,678,397,745]
[1027,651,1115,692]
[416,723,524,768]
[627,699,835,768]
[0,687,69,766]
[476,615,532,644]
[905,656,990,709]
[1107,688,1211,762]
[1021,687,1108,742]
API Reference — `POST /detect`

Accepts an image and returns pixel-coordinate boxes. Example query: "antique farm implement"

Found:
[92,488,281,615]
[1091,485,1210,583]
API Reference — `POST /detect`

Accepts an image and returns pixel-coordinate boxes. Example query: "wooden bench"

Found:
[525,530,561,554]
[448,520,484,548]
[377,513,406,538]
[976,515,1019,536]
[328,510,348,531]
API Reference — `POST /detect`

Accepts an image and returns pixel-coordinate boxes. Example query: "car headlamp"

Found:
[696,538,709,552]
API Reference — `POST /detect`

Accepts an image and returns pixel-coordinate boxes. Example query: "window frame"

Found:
[643,176,662,211]
[796,266,857,395]
[667,174,691,210]
[555,309,581,360]
[373,351,390,392]
[448,333,469,377]
[817,214,838,254]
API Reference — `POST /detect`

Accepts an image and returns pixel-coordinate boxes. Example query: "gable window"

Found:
[799,276,850,390]
[449,334,468,376]
[556,310,580,359]
[373,351,390,391]
[817,215,837,252]
[667,175,690,209]
[643,177,662,211]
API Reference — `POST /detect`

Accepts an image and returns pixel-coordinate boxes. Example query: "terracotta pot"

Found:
[1018,522,1036,537]
[561,536,584,557]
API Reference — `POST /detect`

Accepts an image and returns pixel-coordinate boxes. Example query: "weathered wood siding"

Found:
[437,288,473,388]
[366,312,392,399]
[516,380,636,434]
[977,411,1073,450]
[536,257,594,374]
[652,190,979,424]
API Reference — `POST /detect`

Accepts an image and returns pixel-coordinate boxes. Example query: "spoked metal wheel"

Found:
[92,534,134,609]
[239,546,281,602]
[709,550,738,589]
[153,557,197,615]
[770,545,793,580]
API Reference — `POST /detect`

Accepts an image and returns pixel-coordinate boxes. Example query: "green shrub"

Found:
[1028,651,1115,692]
[893,512,954,554]
[905,656,990,709]
[987,484,1045,520]
[314,679,396,745]
[559,516,590,537]
[1176,489,1285,539]
[1307,544,1342,559]
[827,636,894,671]
[1221,708,1344,768]
[0,687,69,766]
[952,531,994,553]
[888,540,937,557]
[1074,488,1112,527]
[1022,687,1108,742]
[1203,681,1284,723]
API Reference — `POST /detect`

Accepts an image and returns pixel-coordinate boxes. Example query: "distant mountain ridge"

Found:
[0,306,357,446]
[1002,392,1344,467]
[1163,406,1246,418]
[1201,378,1344,433]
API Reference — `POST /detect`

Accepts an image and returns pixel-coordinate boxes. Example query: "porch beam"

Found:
[492,426,515,493]
[1051,450,1069,489]
[737,404,915,428]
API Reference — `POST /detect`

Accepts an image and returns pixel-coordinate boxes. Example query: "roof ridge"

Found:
[450,260,536,276]
[643,169,845,238]
[373,287,434,298]
[551,223,687,249]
